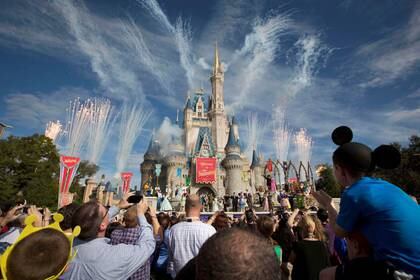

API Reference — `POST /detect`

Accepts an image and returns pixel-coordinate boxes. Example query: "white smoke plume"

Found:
[230,13,291,111]
[245,113,267,160]
[272,107,291,161]
[286,34,333,98]
[86,98,116,164]
[45,120,62,143]
[116,102,152,173]
[120,16,171,93]
[137,0,195,89]
[64,98,91,156]
[293,128,313,165]
[156,117,183,157]
[53,0,143,100]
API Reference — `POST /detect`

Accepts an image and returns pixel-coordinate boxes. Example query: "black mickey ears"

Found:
[332,126,353,146]
[373,145,401,169]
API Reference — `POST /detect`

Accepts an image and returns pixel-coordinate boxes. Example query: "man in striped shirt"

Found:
[167,194,216,277]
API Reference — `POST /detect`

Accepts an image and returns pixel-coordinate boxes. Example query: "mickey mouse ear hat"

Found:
[332,126,401,172]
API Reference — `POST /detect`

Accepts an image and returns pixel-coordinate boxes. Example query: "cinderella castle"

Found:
[140,46,266,199]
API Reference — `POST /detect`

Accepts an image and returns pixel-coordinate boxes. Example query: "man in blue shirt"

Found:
[61,195,155,280]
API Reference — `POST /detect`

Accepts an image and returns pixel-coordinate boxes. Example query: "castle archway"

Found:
[196,186,216,197]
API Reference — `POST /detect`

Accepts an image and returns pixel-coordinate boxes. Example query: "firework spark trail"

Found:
[294,128,313,165]
[287,34,333,98]
[245,113,266,160]
[45,120,62,143]
[64,98,91,156]
[120,16,171,93]
[137,0,195,89]
[116,102,152,174]
[272,107,291,161]
[230,13,291,111]
[86,98,115,164]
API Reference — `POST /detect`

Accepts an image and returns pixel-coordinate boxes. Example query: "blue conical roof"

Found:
[185,97,193,110]
[226,125,239,149]
[251,150,259,168]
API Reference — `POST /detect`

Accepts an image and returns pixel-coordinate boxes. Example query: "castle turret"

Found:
[164,137,187,197]
[140,135,159,189]
[222,124,244,195]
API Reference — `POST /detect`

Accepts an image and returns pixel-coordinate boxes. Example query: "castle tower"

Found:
[164,138,187,197]
[222,123,244,195]
[250,150,265,192]
[140,135,158,190]
[209,43,229,155]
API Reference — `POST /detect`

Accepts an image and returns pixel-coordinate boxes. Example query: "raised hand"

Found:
[312,190,333,208]
[118,191,135,209]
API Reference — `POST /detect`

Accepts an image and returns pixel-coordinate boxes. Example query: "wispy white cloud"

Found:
[356,3,420,88]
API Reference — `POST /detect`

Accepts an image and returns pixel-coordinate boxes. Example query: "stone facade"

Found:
[139,45,264,198]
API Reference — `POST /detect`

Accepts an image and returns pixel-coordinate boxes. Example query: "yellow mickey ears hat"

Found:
[0,213,81,280]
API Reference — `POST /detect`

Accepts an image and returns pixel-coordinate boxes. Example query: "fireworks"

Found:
[116,102,152,173]
[64,98,91,156]
[245,113,266,159]
[294,128,313,165]
[45,121,62,143]
[86,98,115,164]
[272,107,291,161]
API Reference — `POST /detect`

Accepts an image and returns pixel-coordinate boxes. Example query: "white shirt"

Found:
[167,219,216,275]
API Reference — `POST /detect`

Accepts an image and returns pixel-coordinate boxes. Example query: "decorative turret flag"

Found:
[59,155,80,208]
[266,159,273,172]
[121,172,133,193]
[155,164,162,176]
[176,167,182,177]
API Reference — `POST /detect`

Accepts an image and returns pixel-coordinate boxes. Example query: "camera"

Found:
[127,191,143,204]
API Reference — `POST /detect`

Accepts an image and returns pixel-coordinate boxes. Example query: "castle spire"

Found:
[213,42,222,75]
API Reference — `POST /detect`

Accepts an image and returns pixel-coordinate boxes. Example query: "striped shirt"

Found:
[167,219,216,275]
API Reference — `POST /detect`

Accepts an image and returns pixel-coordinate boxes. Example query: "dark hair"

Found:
[196,228,281,280]
[71,201,102,241]
[105,222,124,238]
[123,207,138,228]
[212,212,230,231]
[7,228,70,280]
[58,203,80,231]
[332,126,401,175]
[158,213,171,230]
[317,208,329,224]
[257,216,275,239]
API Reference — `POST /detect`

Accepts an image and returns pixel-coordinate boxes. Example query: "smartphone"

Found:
[128,191,143,204]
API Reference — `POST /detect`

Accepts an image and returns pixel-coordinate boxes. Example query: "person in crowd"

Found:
[191,227,281,280]
[317,208,347,265]
[1,212,79,280]
[237,208,258,232]
[61,193,155,280]
[320,231,396,280]
[57,203,80,233]
[257,215,282,262]
[232,193,239,212]
[152,212,172,280]
[246,192,254,209]
[286,215,330,280]
[110,205,155,280]
[312,126,420,278]
[105,221,123,238]
[167,194,216,277]
[209,211,231,231]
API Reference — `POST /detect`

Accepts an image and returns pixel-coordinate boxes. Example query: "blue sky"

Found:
[0,0,419,186]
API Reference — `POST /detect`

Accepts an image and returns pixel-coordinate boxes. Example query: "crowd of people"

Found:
[0,126,419,280]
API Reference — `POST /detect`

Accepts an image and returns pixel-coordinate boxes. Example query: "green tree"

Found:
[372,135,420,198]
[315,164,342,198]
[0,134,60,208]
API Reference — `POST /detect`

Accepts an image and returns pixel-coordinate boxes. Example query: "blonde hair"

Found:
[299,215,326,242]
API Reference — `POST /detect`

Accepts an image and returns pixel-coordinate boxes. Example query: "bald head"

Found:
[196,228,281,280]
[185,194,202,217]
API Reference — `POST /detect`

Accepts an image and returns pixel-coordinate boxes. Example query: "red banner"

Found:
[59,155,80,208]
[121,172,133,193]
[196,158,216,183]
[266,159,273,172]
